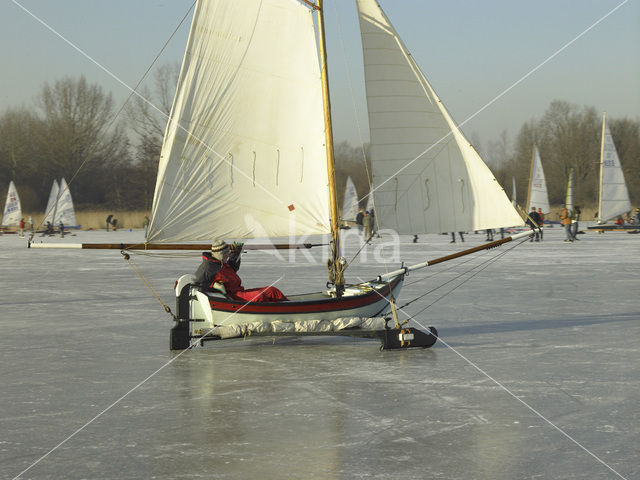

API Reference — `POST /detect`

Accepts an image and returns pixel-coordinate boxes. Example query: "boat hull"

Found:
[174,274,405,344]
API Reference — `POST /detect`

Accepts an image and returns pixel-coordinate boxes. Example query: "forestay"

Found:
[356,0,522,235]
[599,119,631,223]
[148,0,331,243]
[526,146,550,214]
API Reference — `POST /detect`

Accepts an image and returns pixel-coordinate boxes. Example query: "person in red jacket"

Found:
[194,239,287,303]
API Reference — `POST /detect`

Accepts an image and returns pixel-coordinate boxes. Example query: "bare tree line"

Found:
[0,74,637,215]
[486,100,639,209]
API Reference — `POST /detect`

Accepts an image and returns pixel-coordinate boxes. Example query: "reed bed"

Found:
[17,206,602,232]
[22,210,149,231]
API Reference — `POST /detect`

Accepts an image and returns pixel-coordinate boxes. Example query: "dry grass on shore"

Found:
[23,210,149,231]
[19,206,604,232]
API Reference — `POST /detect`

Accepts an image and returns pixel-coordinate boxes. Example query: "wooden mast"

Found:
[316,0,344,295]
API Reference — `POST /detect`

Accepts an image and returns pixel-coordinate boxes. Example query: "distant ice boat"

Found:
[589,113,634,232]
[526,145,550,215]
[42,178,79,232]
[596,113,631,224]
[1,181,22,231]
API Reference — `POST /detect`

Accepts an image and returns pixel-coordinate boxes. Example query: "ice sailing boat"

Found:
[1,181,22,231]
[53,178,78,229]
[41,178,79,233]
[341,176,360,227]
[42,179,59,230]
[590,113,632,230]
[31,0,532,350]
[525,145,550,216]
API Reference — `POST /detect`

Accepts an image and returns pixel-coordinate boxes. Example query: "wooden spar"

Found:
[378,229,536,282]
[28,242,327,251]
[316,0,344,293]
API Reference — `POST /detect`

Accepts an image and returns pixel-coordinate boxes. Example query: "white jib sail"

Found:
[54,178,77,227]
[42,180,59,226]
[1,181,22,226]
[342,176,359,222]
[599,116,631,223]
[526,146,550,214]
[565,168,574,213]
[356,0,522,234]
[148,0,330,242]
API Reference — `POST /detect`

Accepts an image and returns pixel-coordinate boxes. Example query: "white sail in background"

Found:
[42,180,60,226]
[55,178,77,227]
[598,114,631,223]
[1,181,22,226]
[365,188,374,213]
[342,177,359,222]
[526,146,550,214]
[565,168,574,213]
[512,176,517,208]
[356,0,522,234]
[148,0,330,242]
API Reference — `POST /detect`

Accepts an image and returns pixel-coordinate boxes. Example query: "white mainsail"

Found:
[55,178,77,227]
[526,146,550,214]
[565,168,574,213]
[1,181,22,226]
[598,113,631,223]
[342,176,359,222]
[42,180,60,226]
[356,0,522,234]
[148,0,330,242]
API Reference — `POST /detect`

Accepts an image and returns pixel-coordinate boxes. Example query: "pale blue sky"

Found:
[1,0,638,153]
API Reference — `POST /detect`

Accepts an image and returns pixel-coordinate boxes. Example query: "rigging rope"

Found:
[121,250,176,320]
[384,237,529,318]
[402,246,493,288]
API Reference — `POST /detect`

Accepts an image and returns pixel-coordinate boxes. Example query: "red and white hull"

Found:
[175,274,404,332]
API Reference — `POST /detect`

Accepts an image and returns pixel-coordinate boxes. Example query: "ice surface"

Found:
[1,226,638,479]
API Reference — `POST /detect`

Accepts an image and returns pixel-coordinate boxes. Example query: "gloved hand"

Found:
[230,241,244,253]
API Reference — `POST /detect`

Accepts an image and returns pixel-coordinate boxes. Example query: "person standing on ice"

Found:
[560,207,573,242]
[570,206,581,241]
[537,208,545,241]
[362,210,372,241]
[194,239,287,302]
[526,207,541,242]
[355,209,364,235]
[450,232,464,243]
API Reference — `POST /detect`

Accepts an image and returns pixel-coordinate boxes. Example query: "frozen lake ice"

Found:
[1,225,638,479]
